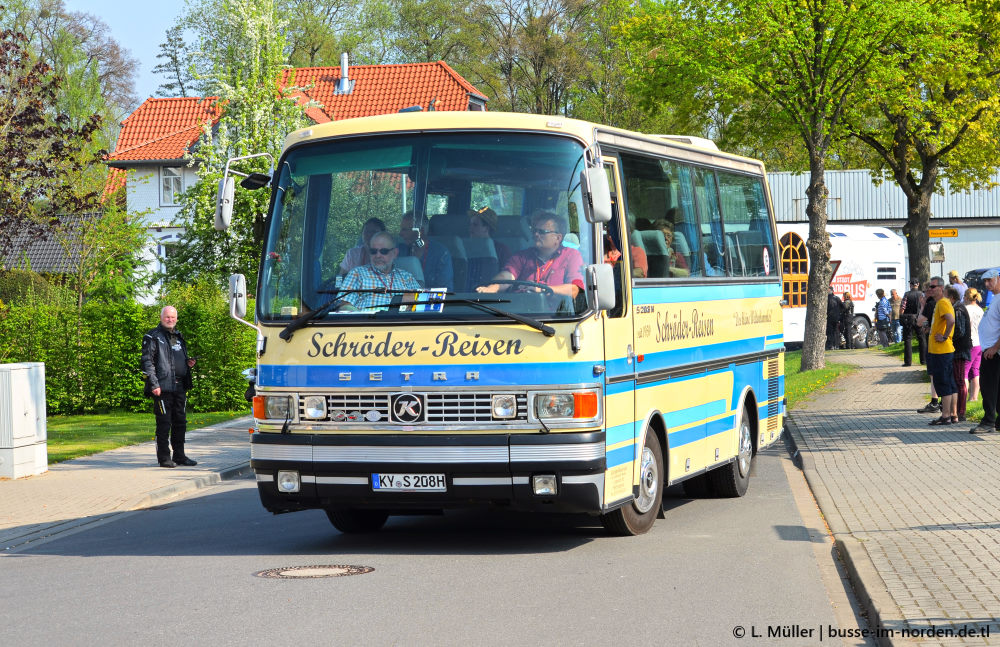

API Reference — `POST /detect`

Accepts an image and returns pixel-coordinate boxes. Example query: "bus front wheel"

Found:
[325,509,389,533]
[601,430,663,536]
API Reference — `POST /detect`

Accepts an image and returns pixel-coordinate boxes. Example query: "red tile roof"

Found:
[107,61,486,165]
[108,97,222,163]
[280,61,487,122]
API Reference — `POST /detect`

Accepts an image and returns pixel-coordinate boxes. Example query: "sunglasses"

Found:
[531,228,557,236]
[368,247,393,255]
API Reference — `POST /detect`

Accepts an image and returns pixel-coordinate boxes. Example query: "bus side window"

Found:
[718,172,775,277]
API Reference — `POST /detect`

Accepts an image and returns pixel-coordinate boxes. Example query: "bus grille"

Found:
[766,357,780,431]
[300,393,528,423]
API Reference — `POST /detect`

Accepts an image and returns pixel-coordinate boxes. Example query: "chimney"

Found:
[337,53,353,94]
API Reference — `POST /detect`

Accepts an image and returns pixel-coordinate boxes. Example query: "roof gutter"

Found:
[106,158,189,168]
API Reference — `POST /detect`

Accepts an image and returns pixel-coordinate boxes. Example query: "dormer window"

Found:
[161,167,183,205]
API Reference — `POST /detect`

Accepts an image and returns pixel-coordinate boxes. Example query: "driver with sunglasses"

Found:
[477,210,584,299]
[338,231,420,311]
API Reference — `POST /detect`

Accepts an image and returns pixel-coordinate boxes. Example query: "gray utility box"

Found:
[0,362,48,479]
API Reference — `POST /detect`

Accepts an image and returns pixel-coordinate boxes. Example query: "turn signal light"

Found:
[252,395,267,420]
[573,392,598,418]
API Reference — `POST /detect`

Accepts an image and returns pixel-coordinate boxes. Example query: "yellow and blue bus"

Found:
[221,112,785,535]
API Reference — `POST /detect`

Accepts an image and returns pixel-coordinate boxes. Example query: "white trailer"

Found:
[776,224,907,346]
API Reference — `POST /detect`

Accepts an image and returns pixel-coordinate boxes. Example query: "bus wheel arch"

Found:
[601,418,665,536]
[707,390,755,497]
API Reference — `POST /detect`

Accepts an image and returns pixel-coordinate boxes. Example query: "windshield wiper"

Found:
[279,288,409,341]
[436,296,556,337]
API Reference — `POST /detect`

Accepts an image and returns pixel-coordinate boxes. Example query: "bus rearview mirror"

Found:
[582,168,612,224]
[215,176,234,231]
[586,263,616,311]
[229,273,247,319]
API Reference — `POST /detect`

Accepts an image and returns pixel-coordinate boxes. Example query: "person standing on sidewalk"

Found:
[971,270,1000,434]
[917,280,941,412]
[924,280,957,425]
[964,288,984,402]
[901,279,923,366]
[841,292,855,349]
[141,306,197,468]
[874,288,892,348]
[890,288,903,343]
[948,269,968,301]
[947,286,972,422]
[826,286,844,350]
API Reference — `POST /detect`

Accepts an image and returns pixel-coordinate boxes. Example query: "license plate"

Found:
[372,473,446,492]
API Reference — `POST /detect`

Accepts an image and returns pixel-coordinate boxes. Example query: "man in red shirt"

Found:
[477,210,585,299]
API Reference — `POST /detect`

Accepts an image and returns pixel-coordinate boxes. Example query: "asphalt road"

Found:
[0,444,872,646]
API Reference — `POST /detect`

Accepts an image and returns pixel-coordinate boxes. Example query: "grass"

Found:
[784,349,858,409]
[46,410,245,464]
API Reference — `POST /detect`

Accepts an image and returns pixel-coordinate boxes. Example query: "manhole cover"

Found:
[254,565,374,579]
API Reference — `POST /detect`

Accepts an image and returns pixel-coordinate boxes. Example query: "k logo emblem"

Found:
[390,393,424,423]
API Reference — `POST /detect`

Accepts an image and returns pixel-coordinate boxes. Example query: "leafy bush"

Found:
[0,279,256,414]
[0,268,72,305]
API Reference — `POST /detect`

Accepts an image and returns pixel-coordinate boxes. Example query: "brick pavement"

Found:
[787,349,1000,646]
[0,415,253,552]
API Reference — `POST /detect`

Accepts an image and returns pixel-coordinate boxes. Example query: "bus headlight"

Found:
[534,392,599,419]
[302,395,327,419]
[253,395,292,420]
[536,394,574,418]
[492,394,517,419]
[277,470,300,493]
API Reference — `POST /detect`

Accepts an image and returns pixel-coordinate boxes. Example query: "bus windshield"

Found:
[259,132,596,324]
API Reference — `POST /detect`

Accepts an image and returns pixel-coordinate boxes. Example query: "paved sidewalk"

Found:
[0,415,254,552]
[787,349,1000,647]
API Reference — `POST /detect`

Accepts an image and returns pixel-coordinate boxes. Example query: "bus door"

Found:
[600,158,638,508]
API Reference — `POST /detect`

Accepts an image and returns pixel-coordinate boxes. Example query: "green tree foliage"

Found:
[0,26,102,264]
[622,0,909,370]
[164,0,311,292]
[51,200,150,307]
[461,0,593,114]
[153,24,195,97]
[849,0,1000,286]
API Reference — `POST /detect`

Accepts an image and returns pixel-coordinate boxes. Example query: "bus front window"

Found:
[260,132,595,323]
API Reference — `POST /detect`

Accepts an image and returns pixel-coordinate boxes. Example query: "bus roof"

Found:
[281,112,765,171]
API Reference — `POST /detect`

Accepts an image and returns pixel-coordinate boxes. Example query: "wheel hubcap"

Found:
[737,417,752,477]
[635,446,658,513]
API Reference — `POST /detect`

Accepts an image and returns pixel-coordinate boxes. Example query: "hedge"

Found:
[0,282,257,414]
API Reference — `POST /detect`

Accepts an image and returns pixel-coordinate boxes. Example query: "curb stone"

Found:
[785,411,913,647]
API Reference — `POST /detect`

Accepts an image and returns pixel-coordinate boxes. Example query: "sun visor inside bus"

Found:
[289,145,412,175]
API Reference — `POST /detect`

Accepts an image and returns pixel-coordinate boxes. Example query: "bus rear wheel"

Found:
[601,430,663,536]
[707,405,753,497]
[325,509,389,533]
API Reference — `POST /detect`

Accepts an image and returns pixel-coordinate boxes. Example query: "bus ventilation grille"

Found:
[766,357,779,431]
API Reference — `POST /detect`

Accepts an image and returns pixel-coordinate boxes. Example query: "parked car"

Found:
[965,266,999,308]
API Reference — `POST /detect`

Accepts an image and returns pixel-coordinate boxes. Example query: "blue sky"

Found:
[64,0,184,109]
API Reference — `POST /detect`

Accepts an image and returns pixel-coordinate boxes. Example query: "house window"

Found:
[780,232,808,308]
[161,167,183,205]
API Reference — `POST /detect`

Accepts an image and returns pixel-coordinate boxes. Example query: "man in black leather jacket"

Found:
[141,306,197,468]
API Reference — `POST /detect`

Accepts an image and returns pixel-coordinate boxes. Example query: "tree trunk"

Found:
[800,150,833,372]
[899,164,938,287]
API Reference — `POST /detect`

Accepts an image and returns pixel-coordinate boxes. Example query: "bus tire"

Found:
[325,509,389,533]
[601,430,663,536]
[708,405,753,497]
